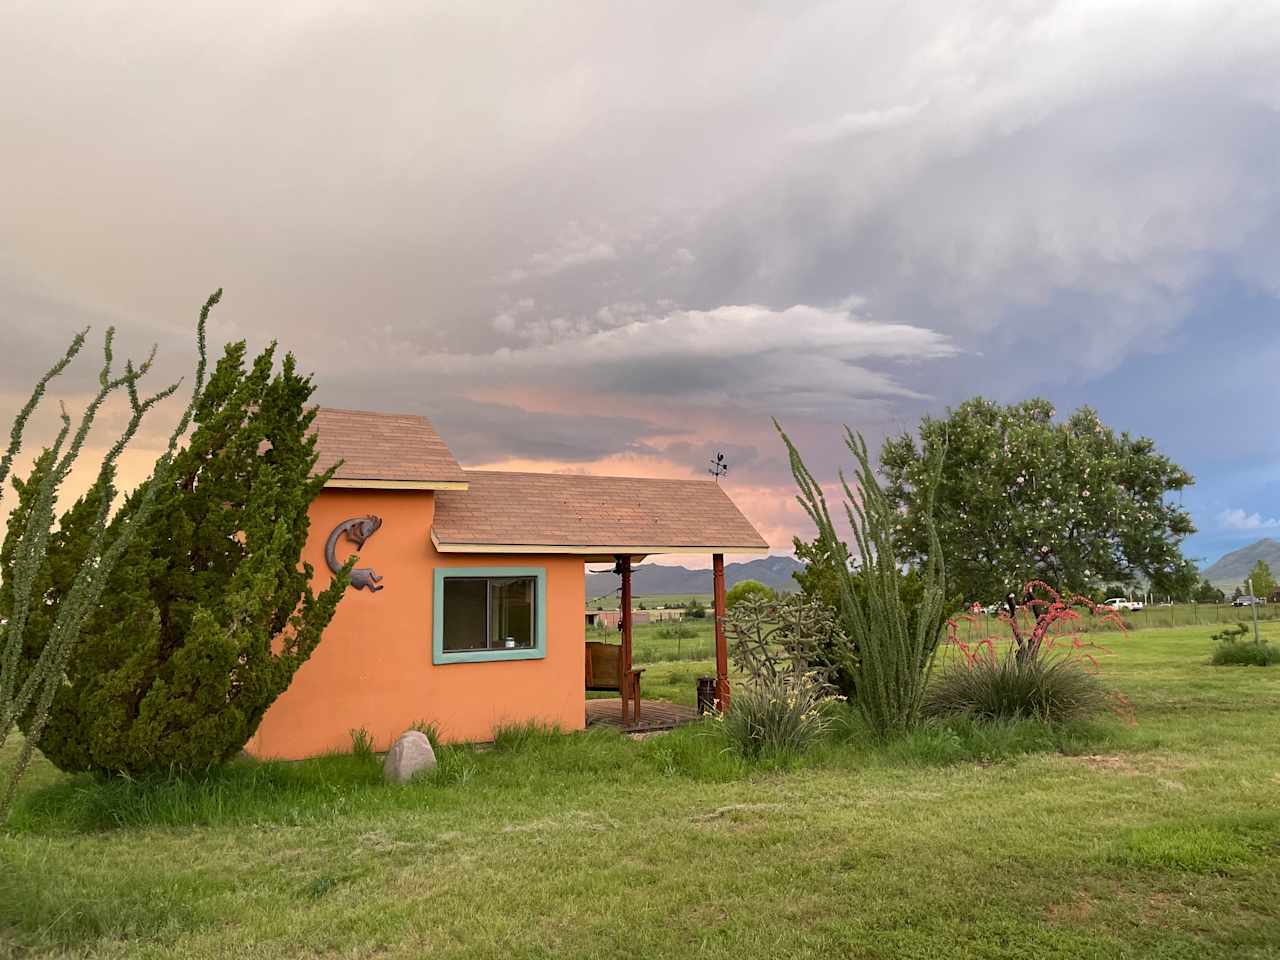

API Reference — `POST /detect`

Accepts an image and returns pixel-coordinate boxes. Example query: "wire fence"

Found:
[961,602,1279,637]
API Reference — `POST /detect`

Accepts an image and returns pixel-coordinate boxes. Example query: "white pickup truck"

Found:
[1104,597,1145,611]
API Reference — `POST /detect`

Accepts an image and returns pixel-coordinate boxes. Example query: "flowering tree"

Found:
[880,398,1194,603]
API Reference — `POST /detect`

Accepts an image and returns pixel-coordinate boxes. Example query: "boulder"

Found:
[382,729,436,784]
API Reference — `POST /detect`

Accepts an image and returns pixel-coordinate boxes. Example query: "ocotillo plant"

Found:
[0,291,219,821]
[776,421,949,737]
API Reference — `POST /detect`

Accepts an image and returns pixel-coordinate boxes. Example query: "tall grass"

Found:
[6,706,1126,835]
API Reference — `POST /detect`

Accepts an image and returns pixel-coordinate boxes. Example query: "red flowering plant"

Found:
[929,582,1129,724]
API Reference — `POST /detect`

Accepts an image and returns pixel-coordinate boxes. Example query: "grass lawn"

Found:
[3,622,1280,958]
[586,593,713,611]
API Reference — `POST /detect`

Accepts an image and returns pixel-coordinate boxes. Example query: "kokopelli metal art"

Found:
[325,515,384,591]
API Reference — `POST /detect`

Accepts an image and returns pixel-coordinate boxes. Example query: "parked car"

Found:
[1104,597,1145,612]
[1232,595,1261,608]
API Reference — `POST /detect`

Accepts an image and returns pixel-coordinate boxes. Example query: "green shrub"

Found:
[4,317,348,779]
[655,622,698,640]
[684,598,708,619]
[0,295,217,820]
[925,650,1107,724]
[716,674,834,760]
[1209,623,1280,666]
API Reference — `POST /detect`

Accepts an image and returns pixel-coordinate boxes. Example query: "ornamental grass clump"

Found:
[926,582,1121,724]
[1208,622,1280,667]
[777,423,949,738]
[718,594,843,759]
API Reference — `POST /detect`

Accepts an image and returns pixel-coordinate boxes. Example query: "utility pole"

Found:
[1249,577,1261,644]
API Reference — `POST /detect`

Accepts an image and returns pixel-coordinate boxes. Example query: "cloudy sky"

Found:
[3,0,1278,570]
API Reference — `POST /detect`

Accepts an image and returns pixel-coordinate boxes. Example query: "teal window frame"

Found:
[432,566,548,664]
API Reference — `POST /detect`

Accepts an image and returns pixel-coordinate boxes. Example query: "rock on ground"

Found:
[382,729,436,784]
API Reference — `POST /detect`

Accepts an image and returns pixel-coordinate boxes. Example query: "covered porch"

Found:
[585,697,700,733]
[586,551,736,728]
[431,470,770,730]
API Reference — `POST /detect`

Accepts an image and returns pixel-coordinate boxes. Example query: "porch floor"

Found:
[585,698,701,734]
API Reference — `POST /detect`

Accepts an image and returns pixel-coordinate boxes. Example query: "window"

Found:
[433,567,547,664]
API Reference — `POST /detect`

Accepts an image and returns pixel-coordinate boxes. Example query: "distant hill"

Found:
[585,555,803,600]
[1201,537,1280,589]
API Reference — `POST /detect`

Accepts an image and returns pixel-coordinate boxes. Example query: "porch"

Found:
[430,468,771,731]
[585,697,701,734]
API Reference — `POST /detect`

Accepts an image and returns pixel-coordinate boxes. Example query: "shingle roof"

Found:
[311,408,467,487]
[432,470,769,555]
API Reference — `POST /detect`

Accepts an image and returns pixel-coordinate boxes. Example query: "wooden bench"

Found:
[585,641,644,725]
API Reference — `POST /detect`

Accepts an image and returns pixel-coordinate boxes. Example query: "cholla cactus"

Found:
[0,291,218,820]
[720,594,846,758]
[726,593,844,694]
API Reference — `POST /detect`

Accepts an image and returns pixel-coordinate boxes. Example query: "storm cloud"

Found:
[2,0,1278,561]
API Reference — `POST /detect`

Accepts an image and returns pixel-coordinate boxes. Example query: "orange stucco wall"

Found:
[248,488,587,759]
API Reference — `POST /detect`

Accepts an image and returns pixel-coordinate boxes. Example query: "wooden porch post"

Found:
[713,552,730,711]
[619,555,634,725]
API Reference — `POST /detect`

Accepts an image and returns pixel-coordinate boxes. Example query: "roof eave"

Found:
[430,530,769,557]
[325,478,469,491]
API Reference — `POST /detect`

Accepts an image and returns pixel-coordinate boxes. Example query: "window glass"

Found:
[441,576,536,652]
[490,577,534,650]
[442,578,488,651]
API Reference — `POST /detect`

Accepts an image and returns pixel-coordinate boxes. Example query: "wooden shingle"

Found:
[433,470,769,555]
[311,408,467,487]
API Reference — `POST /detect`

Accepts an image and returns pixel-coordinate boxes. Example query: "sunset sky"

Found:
[3,1,1278,570]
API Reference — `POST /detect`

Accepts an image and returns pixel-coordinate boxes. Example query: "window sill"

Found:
[434,647,545,665]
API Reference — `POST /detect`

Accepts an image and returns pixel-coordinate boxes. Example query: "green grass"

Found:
[586,593,712,611]
[3,623,1280,958]
[602,603,1278,661]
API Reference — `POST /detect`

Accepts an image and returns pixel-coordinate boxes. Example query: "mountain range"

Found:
[584,538,1278,599]
[585,555,803,599]
[1200,537,1280,590]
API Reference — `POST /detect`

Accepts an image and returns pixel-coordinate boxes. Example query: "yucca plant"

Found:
[777,422,949,738]
[716,673,834,760]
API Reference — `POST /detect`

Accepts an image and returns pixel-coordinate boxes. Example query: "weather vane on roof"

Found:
[708,451,728,482]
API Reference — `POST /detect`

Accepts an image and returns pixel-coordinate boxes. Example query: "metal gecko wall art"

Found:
[325,515,384,591]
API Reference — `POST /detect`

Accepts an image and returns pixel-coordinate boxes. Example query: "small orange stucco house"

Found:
[248,408,768,759]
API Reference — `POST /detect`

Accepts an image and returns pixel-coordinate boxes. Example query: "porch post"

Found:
[619,555,633,724]
[713,552,730,711]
